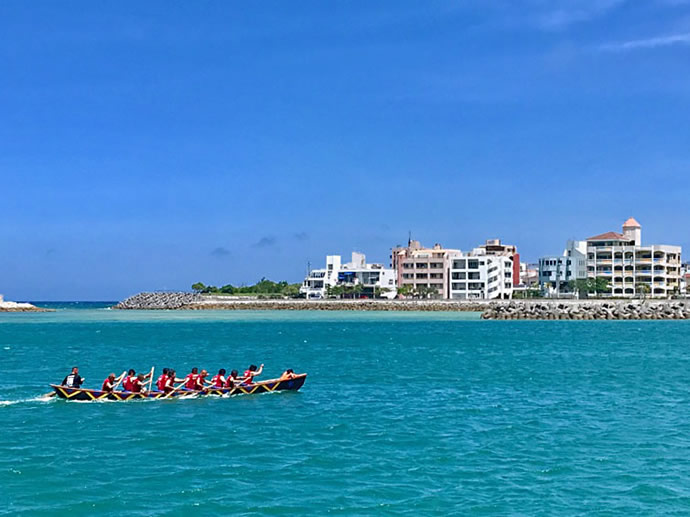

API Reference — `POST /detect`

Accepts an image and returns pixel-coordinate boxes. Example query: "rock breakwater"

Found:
[481,301,690,320]
[115,292,202,310]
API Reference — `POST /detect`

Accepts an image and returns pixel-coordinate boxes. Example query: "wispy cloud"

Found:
[535,0,627,30]
[210,247,230,258]
[600,32,690,51]
[293,232,309,241]
[252,236,276,249]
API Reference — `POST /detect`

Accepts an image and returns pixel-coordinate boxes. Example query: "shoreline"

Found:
[109,292,690,319]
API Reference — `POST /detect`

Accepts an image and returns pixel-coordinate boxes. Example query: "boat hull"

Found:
[50,374,306,401]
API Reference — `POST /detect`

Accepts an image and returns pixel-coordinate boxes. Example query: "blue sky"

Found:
[1,1,689,300]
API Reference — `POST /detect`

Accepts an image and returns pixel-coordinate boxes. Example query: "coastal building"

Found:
[300,252,397,299]
[391,241,460,299]
[391,239,519,299]
[470,239,520,287]
[448,253,514,299]
[539,218,682,298]
[520,263,539,287]
[538,240,588,294]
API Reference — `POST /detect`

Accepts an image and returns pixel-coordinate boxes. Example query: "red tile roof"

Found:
[623,217,641,228]
[587,231,625,241]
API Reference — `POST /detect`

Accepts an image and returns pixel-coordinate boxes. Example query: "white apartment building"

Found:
[538,240,588,293]
[586,218,681,298]
[449,253,514,300]
[300,252,397,299]
[539,218,682,298]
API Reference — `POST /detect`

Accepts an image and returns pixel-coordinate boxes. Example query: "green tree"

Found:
[396,285,414,298]
[191,282,206,293]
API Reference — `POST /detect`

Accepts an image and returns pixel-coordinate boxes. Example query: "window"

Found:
[453,259,466,269]
[416,263,428,269]
[468,272,480,280]
[416,273,428,279]
[430,262,443,269]
[452,282,466,290]
[403,263,413,269]
[451,272,466,280]
[468,260,479,269]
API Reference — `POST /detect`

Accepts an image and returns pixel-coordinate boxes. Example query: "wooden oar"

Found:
[112,370,128,391]
[146,367,155,392]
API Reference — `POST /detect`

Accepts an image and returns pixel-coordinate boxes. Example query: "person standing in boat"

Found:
[211,369,226,388]
[242,364,264,385]
[62,367,84,388]
[101,372,124,393]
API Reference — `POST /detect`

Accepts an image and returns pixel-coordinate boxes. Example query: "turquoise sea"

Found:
[2,307,690,515]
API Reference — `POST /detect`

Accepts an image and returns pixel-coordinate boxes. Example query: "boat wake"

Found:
[0,396,56,406]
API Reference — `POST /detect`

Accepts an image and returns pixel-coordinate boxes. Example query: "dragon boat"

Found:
[50,374,307,402]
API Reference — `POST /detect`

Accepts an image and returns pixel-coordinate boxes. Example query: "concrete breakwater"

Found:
[113,292,489,311]
[481,301,690,320]
[115,292,202,310]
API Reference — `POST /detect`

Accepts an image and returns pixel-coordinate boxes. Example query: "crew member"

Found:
[211,369,226,388]
[131,373,148,393]
[195,370,210,390]
[164,369,184,394]
[122,369,136,391]
[225,370,240,388]
[101,372,124,392]
[279,369,297,381]
[155,368,170,391]
[62,367,84,388]
[184,367,199,389]
[242,364,264,385]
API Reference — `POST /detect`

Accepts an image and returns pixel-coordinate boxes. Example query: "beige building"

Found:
[391,241,460,298]
[586,217,682,298]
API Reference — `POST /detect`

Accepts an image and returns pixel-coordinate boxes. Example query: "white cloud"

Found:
[601,32,690,51]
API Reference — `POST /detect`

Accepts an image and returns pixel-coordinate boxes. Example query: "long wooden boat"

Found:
[50,374,306,402]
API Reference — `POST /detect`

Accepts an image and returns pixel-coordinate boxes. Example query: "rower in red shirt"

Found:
[164,369,184,394]
[184,368,199,389]
[195,370,210,390]
[211,369,226,388]
[131,373,150,393]
[121,369,136,391]
[226,369,240,388]
[155,368,170,391]
[101,372,124,393]
[242,364,264,385]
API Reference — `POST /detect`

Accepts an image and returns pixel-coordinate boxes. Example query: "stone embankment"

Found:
[113,292,489,311]
[114,292,202,310]
[481,301,690,320]
[190,299,490,311]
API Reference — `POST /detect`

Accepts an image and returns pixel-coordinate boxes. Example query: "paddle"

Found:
[146,366,155,393]
[112,370,128,391]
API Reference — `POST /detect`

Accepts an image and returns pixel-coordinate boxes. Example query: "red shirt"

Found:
[131,378,144,393]
[156,374,167,391]
[211,374,225,388]
[122,375,134,391]
[184,373,198,389]
[102,378,114,392]
[243,370,254,384]
[225,376,237,388]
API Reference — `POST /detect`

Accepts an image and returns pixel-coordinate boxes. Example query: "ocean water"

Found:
[2,309,690,516]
